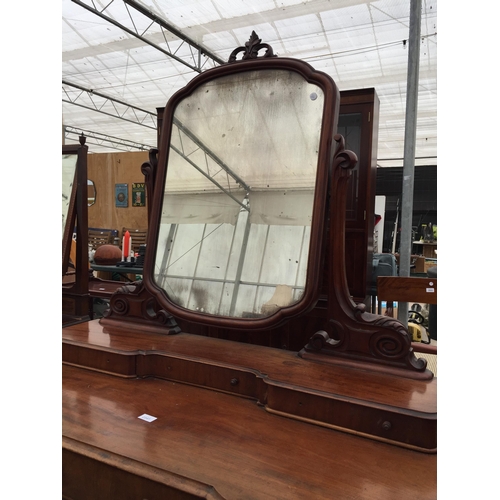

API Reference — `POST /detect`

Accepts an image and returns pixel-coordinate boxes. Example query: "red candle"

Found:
[123,230,130,259]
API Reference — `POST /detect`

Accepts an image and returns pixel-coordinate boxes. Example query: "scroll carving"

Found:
[332,133,357,172]
[102,281,180,335]
[303,313,427,374]
[228,31,277,62]
[299,135,431,380]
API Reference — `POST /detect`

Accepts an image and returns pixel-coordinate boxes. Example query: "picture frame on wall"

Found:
[132,182,146,207]
[115,183,128,207]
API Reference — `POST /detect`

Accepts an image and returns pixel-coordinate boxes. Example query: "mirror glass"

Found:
[154,69,325,318]
[62,154,77,238]
[88,179,96,206]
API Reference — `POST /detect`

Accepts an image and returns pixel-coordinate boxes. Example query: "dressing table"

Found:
[62,32,436,499]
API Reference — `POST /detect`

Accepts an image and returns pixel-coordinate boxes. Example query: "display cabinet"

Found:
[339,88,379,303]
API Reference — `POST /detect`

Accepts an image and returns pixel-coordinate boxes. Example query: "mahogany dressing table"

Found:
[63,32,436,499]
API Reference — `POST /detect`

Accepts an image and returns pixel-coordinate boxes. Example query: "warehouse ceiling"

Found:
[62,0,437,167]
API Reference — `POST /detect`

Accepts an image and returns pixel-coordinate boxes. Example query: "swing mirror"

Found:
[62,148,78,275]
[88,179,96,207]
[146,42,340,328]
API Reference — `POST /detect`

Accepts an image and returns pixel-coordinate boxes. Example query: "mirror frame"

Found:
[62,137,89,277]
[62,145,79,276]
[143,55,341,330]
[87,179,97,207]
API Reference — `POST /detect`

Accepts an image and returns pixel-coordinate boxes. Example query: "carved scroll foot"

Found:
[101,281,181,335]
[300,316,433,381]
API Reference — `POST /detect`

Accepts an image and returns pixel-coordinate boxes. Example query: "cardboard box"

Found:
[395,254,432,274]
[413,256,425,274]
[424,260,437,273]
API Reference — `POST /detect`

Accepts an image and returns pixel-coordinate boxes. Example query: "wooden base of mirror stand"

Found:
[62,290,92,326]
[63,320,436,453]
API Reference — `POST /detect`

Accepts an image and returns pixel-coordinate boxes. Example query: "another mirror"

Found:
[62,150,78,275]
[146,47,340,327]
[87,179,96,207]
[62,137,91,324]
[62,154,77,238]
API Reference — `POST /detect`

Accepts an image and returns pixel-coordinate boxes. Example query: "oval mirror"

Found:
[147,51,339,328]
[87,179,96,207]
[62,154,77,239]
[62,152,78,276]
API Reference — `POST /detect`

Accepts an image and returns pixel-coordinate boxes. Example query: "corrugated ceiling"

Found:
[62,0,437,167]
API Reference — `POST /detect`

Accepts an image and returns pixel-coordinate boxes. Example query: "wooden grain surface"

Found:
[63,320,436,414]
[88,279,123,298]
[377,276,437,304]
[62,364,436,499]
[87,151,148,232]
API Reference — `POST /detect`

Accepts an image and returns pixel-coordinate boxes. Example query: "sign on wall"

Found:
[115,183,128,207]
[132,183,146,207]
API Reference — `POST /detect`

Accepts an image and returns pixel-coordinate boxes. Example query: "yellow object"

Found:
[408,323,422,342]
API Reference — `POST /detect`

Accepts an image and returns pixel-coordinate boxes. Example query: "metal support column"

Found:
[397,0,422,325]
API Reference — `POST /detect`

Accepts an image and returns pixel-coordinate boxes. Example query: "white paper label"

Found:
[426,288,435,293]
[138,414,157,422]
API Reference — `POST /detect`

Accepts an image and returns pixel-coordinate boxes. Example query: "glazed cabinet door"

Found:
[339,89,379,303]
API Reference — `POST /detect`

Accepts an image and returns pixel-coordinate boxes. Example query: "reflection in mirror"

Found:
[338,113,362,221]
[87,179,96,206]
[154,69,325,318]
[62,154,77,238]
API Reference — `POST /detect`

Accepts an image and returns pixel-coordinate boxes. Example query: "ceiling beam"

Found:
[173,118,251,193]
[64,125,154,152]
[63,82,251,194]
[71,0,224,73]
[62,79,157,129]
